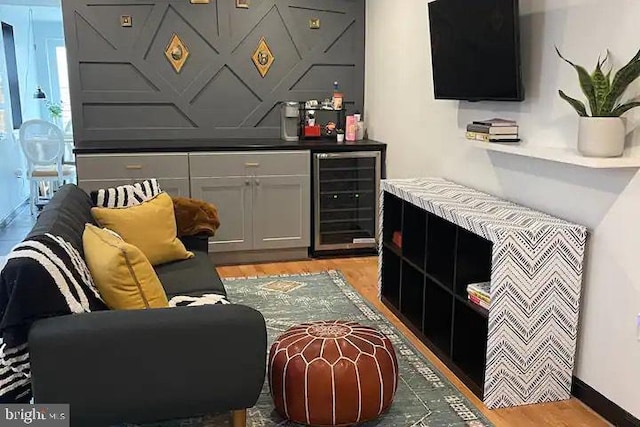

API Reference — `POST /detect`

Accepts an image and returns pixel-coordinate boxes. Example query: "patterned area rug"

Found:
[128,271,492,427]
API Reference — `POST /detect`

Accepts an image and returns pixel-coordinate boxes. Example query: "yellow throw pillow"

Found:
[91,192,194,266]
[83,224,169,310]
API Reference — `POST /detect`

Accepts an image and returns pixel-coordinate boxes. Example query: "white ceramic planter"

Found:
[577,117,626,157]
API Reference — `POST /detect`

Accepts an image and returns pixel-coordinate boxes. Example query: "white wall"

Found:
[33,20,64,120]
[0,5,58,122]
[366,0,640,418]
[0,5,61,220]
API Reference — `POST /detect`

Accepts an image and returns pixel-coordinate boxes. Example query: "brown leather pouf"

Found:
[269,320,398,426]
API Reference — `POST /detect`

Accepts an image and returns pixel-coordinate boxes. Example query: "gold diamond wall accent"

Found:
[252,37,274,78]
[164,33,189,73]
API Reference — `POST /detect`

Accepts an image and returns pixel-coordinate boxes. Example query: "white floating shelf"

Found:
[467,139,640,169]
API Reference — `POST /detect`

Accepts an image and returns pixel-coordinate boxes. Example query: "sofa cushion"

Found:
[27,184,96,257]
[83,224,169,310]
[155,251,226,298]
[91,193,194,266]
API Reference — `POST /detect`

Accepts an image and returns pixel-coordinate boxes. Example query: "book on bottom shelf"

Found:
[466,131,520,143]
[468,289,490,304]
[467,123,519,135]
[468,294,490,310]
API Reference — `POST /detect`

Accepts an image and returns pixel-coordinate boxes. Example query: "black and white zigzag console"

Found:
[378,177,587,409]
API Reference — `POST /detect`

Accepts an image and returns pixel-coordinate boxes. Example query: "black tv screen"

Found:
[428,0,524,101]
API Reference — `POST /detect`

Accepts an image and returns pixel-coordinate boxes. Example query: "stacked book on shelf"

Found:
[467,281,491,311]
[466,118,520,143]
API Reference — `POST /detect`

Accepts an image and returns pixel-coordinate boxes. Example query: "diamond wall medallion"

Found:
[164,33,189,73]
[252,37,274,78]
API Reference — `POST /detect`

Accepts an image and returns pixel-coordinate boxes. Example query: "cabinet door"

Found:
[191,177,252,252]
[156,178,190,197]
[252,175,310,250]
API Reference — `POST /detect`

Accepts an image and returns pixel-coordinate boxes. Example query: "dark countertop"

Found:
[74,138,386,154]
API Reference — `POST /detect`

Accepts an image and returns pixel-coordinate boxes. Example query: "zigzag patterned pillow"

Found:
[91,179,162,208]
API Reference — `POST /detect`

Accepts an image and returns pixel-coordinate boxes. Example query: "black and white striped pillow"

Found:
[0,233,108,402]
[91,179,162,208]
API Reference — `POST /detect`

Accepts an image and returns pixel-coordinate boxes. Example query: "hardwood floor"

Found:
[217,256,609,427]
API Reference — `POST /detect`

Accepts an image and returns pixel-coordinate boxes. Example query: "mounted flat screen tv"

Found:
[428,0,524,101]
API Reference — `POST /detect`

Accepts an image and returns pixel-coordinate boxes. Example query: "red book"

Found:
[392,231,402,248]
[468,294,490,310]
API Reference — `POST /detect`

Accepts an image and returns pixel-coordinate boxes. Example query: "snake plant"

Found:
[556,47,640,117]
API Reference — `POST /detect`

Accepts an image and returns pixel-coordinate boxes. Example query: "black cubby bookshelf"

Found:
[380,192,493,399]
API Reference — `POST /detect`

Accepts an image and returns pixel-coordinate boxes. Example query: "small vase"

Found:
[577,117,626,157]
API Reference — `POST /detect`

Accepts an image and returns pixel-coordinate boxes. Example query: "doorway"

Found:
[0,1,69,247]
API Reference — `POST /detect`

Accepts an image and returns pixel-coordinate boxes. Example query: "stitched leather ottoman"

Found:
[269,320,398,426]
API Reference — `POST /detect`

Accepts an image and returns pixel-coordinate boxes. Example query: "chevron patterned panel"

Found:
[378,178,587,409]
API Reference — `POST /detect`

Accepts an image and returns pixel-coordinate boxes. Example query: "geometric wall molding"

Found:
[62,0,365,146]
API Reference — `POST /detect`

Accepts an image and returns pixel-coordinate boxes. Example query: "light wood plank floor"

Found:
[217,256,608,427]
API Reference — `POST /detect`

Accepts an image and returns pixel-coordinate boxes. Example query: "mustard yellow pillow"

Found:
[91,192,193,266]
[83,224,169,310]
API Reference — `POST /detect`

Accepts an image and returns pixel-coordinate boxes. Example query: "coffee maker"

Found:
[280,101,299,142]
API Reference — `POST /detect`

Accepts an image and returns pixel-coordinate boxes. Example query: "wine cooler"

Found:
[313,151,381,253]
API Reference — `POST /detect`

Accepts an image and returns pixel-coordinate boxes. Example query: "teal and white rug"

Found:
[132,271,492,427]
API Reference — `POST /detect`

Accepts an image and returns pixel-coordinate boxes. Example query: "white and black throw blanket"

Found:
[169,294,230,307]
[91,178,162,208]
[0,234,107,402]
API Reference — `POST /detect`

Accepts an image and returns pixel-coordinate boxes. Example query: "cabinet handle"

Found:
[255,178,260,186]
[245,179,251,186]
[125,164,143,170]
[245,162,260,167]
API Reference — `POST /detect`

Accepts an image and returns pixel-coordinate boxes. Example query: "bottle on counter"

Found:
[356,121,365,141]
[332,81,343,110]
[354,111,365,141]
[346,115,357,142]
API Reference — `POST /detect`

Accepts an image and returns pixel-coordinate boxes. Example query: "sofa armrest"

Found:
[29,304,266,427]
[179,233,210,253]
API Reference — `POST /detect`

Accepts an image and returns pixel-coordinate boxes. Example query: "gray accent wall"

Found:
[61,0,365,147]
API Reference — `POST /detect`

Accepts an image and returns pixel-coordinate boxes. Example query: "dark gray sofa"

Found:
[23,185,266,426]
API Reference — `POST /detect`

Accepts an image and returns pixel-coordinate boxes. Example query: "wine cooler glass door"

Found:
[314,152,380,251]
